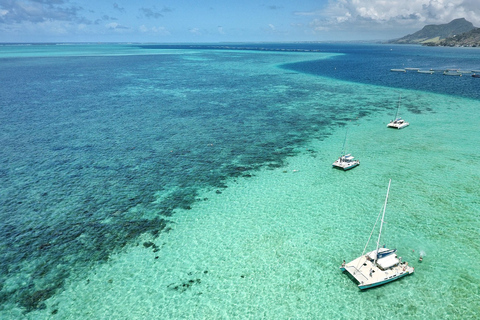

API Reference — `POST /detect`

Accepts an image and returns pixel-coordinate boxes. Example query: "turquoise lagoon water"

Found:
[0,43,479,319]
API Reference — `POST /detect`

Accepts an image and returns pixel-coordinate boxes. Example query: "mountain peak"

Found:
[389,18,475,44]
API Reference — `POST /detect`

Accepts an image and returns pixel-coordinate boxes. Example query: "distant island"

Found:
[389,18,480,47]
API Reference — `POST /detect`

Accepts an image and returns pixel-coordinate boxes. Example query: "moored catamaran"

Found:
[387,96,409,129]
[332,129,359,170]
[340,179,414,289]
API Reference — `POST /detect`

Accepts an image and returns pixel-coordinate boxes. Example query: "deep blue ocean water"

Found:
[0,43,479,316]
[141,43,480,100]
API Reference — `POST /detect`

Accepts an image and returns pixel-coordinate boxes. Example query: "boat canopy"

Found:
[367,248,396,260]
[377,255,400,270]
[377,248,397,259]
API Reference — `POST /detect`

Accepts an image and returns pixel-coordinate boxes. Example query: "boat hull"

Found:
[357,270,413,289]
[387,122,409,129]
[332,161,359,170]
[340,248,414,290]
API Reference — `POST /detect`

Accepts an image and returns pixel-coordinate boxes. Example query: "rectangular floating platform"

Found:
[390,68,480,77]
[443,72,462,76]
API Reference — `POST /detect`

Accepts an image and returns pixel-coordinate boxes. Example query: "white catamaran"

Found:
[387,96,409,129]
[340,179,414,289]
[332,130,360,170]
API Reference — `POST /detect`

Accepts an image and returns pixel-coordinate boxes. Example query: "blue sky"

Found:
[1,0,479,43]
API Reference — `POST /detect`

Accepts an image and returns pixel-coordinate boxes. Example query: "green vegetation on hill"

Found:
[389,18,475,44]
[424,28,480,47]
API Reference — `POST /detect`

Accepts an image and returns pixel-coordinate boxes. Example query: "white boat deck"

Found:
[332,154,359,170]
[387,118,409,129]
[341,249,414,289]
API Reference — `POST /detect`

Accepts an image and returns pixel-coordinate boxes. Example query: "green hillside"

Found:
[427,27,480,47]
[389,18,475,44]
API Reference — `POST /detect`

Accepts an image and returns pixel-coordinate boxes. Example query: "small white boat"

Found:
[332,130,359,170]
[388,118,409,129]
[390,69,406,72]
[340,179,415,290]
[387,96,409,129]
[332,154,360,170]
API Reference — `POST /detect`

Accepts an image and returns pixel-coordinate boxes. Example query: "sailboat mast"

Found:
[374,179,392,264]
[342,129,348,156]
[395,96,401,119]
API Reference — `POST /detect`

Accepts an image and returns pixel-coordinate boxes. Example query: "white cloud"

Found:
[189,27,200,35]
[106,22,129,30]
[303,0,480,36]
[139,25,170,35]
[0,0,88,24]
[106,22,118,29]
[151,26,170,35]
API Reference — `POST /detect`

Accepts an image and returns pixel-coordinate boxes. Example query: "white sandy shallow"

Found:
[20,81,480,319]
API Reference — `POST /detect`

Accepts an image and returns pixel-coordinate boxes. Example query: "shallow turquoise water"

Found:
[0,44,479,319]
